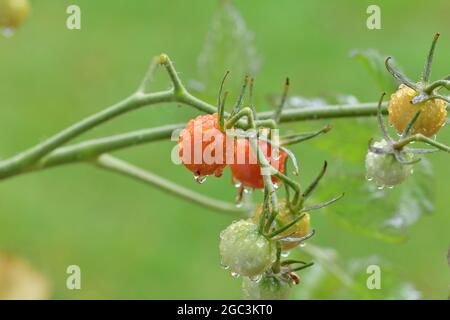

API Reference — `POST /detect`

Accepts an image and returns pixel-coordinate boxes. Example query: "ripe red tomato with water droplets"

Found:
[178,113,227,178]
[230,139,288,189]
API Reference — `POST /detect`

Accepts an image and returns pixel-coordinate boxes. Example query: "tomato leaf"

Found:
[293,245,421,299]
[191,0,262,98]
[350,49,398,93]
[315,158,434,243]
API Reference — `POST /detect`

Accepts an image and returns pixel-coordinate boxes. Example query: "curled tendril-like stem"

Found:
[385,57,418,91]
[217,71,230,130]
[267,213,306,238]
[296,161,328,209]
[299,194,345,213]
[275,229,316,243]
[230,75,249,116]
[401,110,422,139]
[385,34,450,106]
[422,32,440,83]
[289,262,315,273]
[273,78,290,124]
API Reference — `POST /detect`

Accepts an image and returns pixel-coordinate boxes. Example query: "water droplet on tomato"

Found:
[194,175,208,184]
[249,275,262,283]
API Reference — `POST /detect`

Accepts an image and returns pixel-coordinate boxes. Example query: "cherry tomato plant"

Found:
[1,0,449,300]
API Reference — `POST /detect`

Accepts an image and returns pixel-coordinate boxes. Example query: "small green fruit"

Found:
[219,220,276,277]
[242,275,291,300]
[365,139,413,186]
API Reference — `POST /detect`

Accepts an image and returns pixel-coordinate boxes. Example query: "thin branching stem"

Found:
[401,110,421,139]
[385,57,418,90]
[393,134,450,153]
[424,79,450,93]
[95,154,249,215]
[422,33,440,83]
[273,78,290,124]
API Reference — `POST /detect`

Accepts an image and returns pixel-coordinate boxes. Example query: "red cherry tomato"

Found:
[178,113,227,177]
[230,139,287,189]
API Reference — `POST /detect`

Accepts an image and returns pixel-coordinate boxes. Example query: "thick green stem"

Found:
[248,136,280,232]
[0,101,387,181]
[424,79,450,94]
[258,102,388,122]
[35,124,185,170]
[0,91,174,179]
[393,134,450,153]
[226,107,255,129]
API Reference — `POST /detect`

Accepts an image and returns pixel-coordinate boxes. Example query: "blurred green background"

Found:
[0,0,449,299]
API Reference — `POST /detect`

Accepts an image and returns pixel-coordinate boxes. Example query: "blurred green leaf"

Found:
[315,159,434,243]
[293,245,421,299]
[350,49,398,93]
[313,118,375,164]
[190,0,262,98]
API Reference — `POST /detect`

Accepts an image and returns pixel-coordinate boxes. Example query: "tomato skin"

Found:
[252,201,310,251]
[388,84,447,137]
[230,139,288,189]
[178,113,227,177]
[242,275,291,300]
[0,0,30,29]
[365,139,413,186]
[219,220,276,277]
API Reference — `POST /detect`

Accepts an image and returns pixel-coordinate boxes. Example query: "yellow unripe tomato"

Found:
[253,201,310,251]
[388,84,447,137]
[0,0,30,29]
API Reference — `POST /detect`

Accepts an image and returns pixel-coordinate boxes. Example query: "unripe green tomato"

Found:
[219,220,276,277]
[0,0,30,29]
[252,201,310,251]
[365,140,413,187]
[242,275,291,300]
